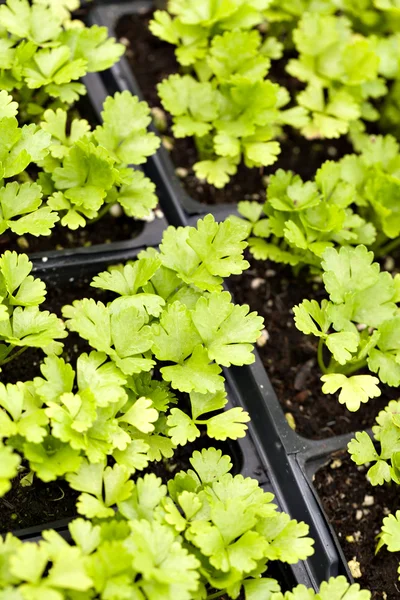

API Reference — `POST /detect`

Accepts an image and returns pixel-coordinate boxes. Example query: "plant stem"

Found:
[0,346,28,367]
[342,358,368,376]
[88,203,113,225]
[376,236,400,258]
[206,592,225,600]
[317,338,328,374]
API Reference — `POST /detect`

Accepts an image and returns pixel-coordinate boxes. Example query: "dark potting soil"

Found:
[2,212,144,255]
[228,254,398,439]
[116,11,354,206]
[315,452,400,599]
[0,469,78,535]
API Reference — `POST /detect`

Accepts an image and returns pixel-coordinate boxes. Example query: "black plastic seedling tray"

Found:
[86,0,361,592]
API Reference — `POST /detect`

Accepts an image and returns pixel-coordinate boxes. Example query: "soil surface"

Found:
[229,253,399,439]
[2,213,144,255]
[315,452,400,599]
[116,10,354,206]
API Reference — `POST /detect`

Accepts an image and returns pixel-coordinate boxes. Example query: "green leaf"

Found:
[293,299,330,337]
[152,301,201,363]
[348,431,379,465]
[237,200,264,223]
[368,348,400,387]
[0,0,62,44]
[191,291,264,366]
[321,245,379,304]
[24,46,87,89]
[47,546,92,591]
[158,74,218,136]
[208,30,270,83]
[167,408,200,446]
[161,344,224,394]
[9,543,49,584]
[92,255,161,297]
[190,448,232,485]
[94,91,160,165]
[119,397,158,434]
[190,389,227,420]
[113,439,150,474]
[0,182,58,237]
[194,157,237,188]
[187,214,249,278]
[0,306,66,354]
[325,332,359,365]
[206,407,250,440]
[0,91,18,120]
[321,373,381,411]
[378,511,400,553]
[159,214,249,291]
[118,171,157,219]
[244,578,282,600]
[68,518,101,555]
[24,437,82,482]
[61,25,125,72]
[0,251,46,305]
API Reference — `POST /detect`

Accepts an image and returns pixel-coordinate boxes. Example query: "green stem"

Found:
[206,592,225,600]
[0,346,28,367]
[317,338,328,374]
[375,236,400,258]
[88,203,113,225]
[342,358,368,376]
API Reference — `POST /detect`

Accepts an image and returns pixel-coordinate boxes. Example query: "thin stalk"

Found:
[0,346,28,367]
[342,358,368,376]
[206,592,225,600]
[317,338,328,374]
[375,236,400,258]
[88,203,113,226]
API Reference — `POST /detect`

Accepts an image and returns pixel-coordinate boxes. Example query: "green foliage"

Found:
[294,245,400,410]
[61,215,262,448]
[339,132,400,244]
[0,464,362,600]
[0,0,124,118]
[153,7,307,188]
[0,90,159,238]
[157,45,307,187]
[238,162,376,267]
[42,91,160,229]
[0,251,66,366]
[287,12,387,138]
[150,0,271,68]
[348,399,400,485]
[269,576,371,599]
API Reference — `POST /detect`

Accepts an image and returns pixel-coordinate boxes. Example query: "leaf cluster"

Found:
[293,245,400,410]
[0,446,369,599]
[60,215,262,447]
[287,12,387,139]
[64,447,315,599]
[150,0,271,68]
[238,162,376,268]
[0,0,124,118]
[0,215,264,493]
[0,90,159,235]
[0,251,66,366]
[157,28,306,187]
[349,399,400,485]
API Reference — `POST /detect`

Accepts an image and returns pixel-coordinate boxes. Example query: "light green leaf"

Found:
[321,373,381,411]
